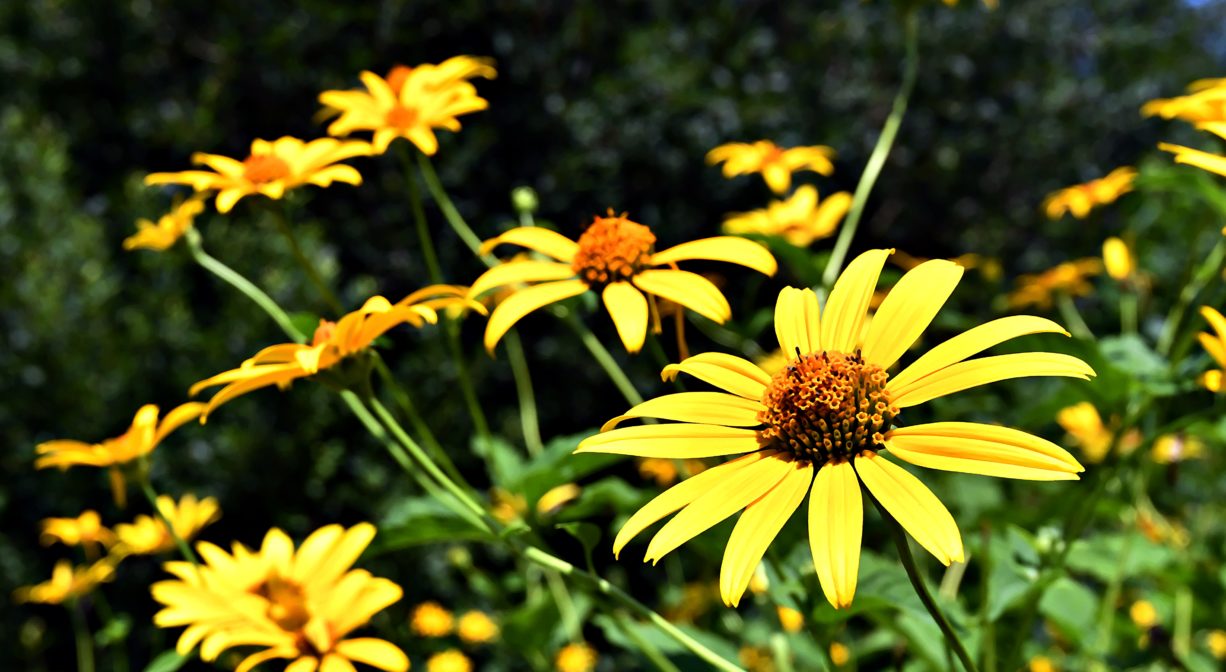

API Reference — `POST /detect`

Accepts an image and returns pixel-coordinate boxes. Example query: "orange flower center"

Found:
[254,575,311,631]
[757,351,896,464]
[386,105,419,129]
[386,65,414,96]
[761,144,785,164]
[312,319,337,346]
[571,214,656,287]
[243,154,291,184]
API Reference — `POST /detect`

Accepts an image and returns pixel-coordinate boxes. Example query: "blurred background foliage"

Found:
[5,0,1226,670]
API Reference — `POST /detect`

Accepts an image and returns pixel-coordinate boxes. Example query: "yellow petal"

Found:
[1199,332,1226,369]
[821,249,892,353]
[576,423,762,459]
[601,392,764,431]
[774,287,821,359]
[889,353,1095,408]
[602,282,649,353]
[153,402,207,445]
[632,269,732,323]
[479,227,579,262]
[483,280,588,352]
[320,654,358,672]
[886,422,1083,480]
[1201,306,1226,344]
[808,461,862,609]
[661,352,771,399]
[650,237,778,277]
[1161,142,1226,178]
[467,261,575,298]
[854,453,964,565]
[762,163,791,194]
[861,260,963,369]
[333,639,409,672]
[720,459,811,606]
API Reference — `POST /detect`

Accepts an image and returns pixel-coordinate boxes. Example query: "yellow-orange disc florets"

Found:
[386,65,414,96]
[312,319,337,346]
[251,574,311,631]
[386,105,418,129]
[243,153,291,184]
[571,213,656,287]
[757,351,897,464]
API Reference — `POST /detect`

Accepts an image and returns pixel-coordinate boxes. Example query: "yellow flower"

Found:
[146,137,371,213]
[1151,434,1205,464]
[113,494,220,556]
[1102,237,1134,281]
[829,642,851,667]
[39,511,115,557]
[14,559,116,605]
[1007,259,1102,310]
[893,250,1002,283]
[707,140,836,194]
[411,601,454,637]
[1206,629,1226,659]
[457,610,499,644]
[124,194,206,252]
[1198,306,1226,392]
[1028,655,1057,672]
[490,487,528,523]
[722,186,852,247]
[1041,167,1136,219]
[776,605,804,633]
[470,213,777,353]
[1130,600,1158,628]
[1160,122,1226,178]
[427,650,472,672]
[577,249,1091,609]
[637,458,706,487]
[35,403,205,507]
[190,286,480,418]
[1143,80,1226,123]
[151,523,408,672]
[1057,402,1112,463]
[320,56,495,155]
[537,483,582,516]
[555,642,598,672]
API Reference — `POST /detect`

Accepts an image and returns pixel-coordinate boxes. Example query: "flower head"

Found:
[1159,123,1226,178]
[427,650,472,672]
[320,56,495,155]
[151,523,408,672]
[1056,402,1141,463]
[1130,600,1158,628]
[113,494,220,556]
[40,511,115,557]
[577,250,1092,609]
[555,642,598,672]
[1006,259,1102,310]
[1198,306,1226,392]
[124,194,206,251]
[1102,237,1134,281]
[1143,80,1226,124]
[411,601,454,637]
[707,141,836,194]
[722,185,852,247]
[1042,167,1136,219]
[457,610,499,644]
[777,605,804,633]
[1152,433,1205,464]
[469,213,777,353]
[146,137,371,213]
[14,559,115,605]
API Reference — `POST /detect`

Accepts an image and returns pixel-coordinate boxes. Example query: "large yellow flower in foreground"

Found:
[1160,123,1226,178]
[1143,80,1226,124]
[146,137,371,213]
[1042,167,1136,219]
[191,286,480,418]
[469,213,777,353]
[124,194,206,252]
[152,523,407,672]
[1006,259,1102,310]
[14,559,116,605]
[707,141,836,194]
[576,249,1092,608]
[320,56,495,155]
[722,185,852,247]
[113,494,221,556]
[1198,306,1226,392]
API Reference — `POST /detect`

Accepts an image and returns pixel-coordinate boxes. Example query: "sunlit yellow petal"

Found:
[479,227,579,262]
[886,423,1083,480]
[576,423,762,459]
[468,261,576,298]
[660,352,770,399]
[862,260,963,369]
[720,459,811,606]
[650,237,778,277]
[602,282,649,353]
[890,353,1094,408]
[632,269,732,323]
[808,461,862,609]
[854,453,964,565]
[821,249,892,353]
[483,280,589,352]
[774,287,821,359]
[334,639,410,672]
[600,392,765,430]
[1160,142,1226,178]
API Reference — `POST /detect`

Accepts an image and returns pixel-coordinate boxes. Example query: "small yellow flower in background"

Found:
[637,457,707,487]
[1137,509,1190,548]
[1042,167,1136,219]
[14,559,116,605]
[536,483,582,516]
[893,250,1004,283]
[747,565,769,595]
[427,650,472,672]
[35,402,205,507]
[1160,122,1226,178]
[555,642,598,672]
[1130,600,1158,628]
[191,286,481,418]
[39,511,115,557]
[739,646,774,672]
[664,581,719,622]
[722,186,852,247]
[578,249,1091,609]
[707,140,836,194]
[1056,402,1141,463]
[829,642,851,667]
[1151,434,1205,464]
[1197,306,1226,392]
[1028,655,1057,672]
[151,523,408,672]
[146,136,371,213]
[1206,629,1226,659]
[490,487,528,523]
[457,610,499,644]
[124,194,206,252]
[113,494,220,556]
[1007,258,1102,310]
[1102,237,1135,281]
[320,56,495,155]
[412,601,455,637]
[470,212,777,353]
[776,605,804,633]
[1143,80,1226,123]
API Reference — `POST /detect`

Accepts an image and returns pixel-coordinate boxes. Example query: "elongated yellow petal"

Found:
[808,461,862,609]
[661,352,770,399]
[862,260,963,369]
[632,269,732,323]
[153,402,207,445]
[821,249,892,353]
[201,369,308,420]
[333,639,409,672]
[602,282,649,352]
[650,237,778,277]
[577,423,762,459]
[479,227,579,262]
[890,353,1095,408]
[888,316,1072,392]
[1199,332,1226,369]
[612,451,771,557]
[467,261,575,298]
[886,422,1083,480]
[645,452,793,563]
[774,287,821,359]
[600,392,765,431]
[720,459,812,606]
[855,453,964,565]
[483,280,588,352]
[1202,306,1226,344]
[1160,142,1226,178]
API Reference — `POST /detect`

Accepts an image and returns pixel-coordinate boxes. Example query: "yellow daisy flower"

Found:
[151,523,408,672]
[1028,655,1057,672]
[113,494,221,556]
[145,136,371,214]
[1160,122,1226,178]
[722,185,853,247]
[706,140,836,194]
[1056,402,1140,463]
[1130,600,1158,628]
[1198,306,1226,392]
[829,642,851,667]
[1206,629,1226,659]
[1143,80,1226,123]
[469,212,777,353]
[555,642,598,672]
[427,650,472,672]
[536,483,582,516]
[577,249,1091,609]
[776,605,804,633]
[39,511,116,556]
[190,286,481,418]
[456,610,499,644]
[1006,259,1102,310]
[411,601,455,637]
[35,402,205,507]
[1041,167,1136,219]
[1151,434,1205,464]
[320,56,495,155]
[14,559,116,605]
[124,194,206,252]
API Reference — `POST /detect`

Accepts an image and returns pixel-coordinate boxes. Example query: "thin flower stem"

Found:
[977,524,997,672]
[820,8,919,289]
[1090,520,1135,666]
[183,228,306,342]
[417,153,486,257]
[563,312,644,406]
[400,144,446,285]
[136,475,199,565]
[70,599,96,672]
[272,203,344,315]
[544,567,583,642]
[443,318,493,440]
[90,594,130,672]
[614,610,685,672]
[369,354,467,483]
[1055,292,1094,340]
[1157,235,1226,356]
[770,633,795,672]
[504,329,544,455]
[1120,291,1139,336]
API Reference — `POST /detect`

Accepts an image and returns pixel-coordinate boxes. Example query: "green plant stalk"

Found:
[563,312,645,406]
[504,329,544,455]
[544,567,583,641]
[1120,291,1139,336]
[1090,523,1135,666]
[272,203,344,315]
[90,593,130,672]
[136,474,199,565]
[70,599,96,672]
[614,610,684,672]
[184,228,306,342]
[370,354,467,486]
[1056,292,1094,340]
[443,317,492,440]
[820,8,919,289]
[417,153,487,257]
[1174,585,1192,658]
[1157,235,1226,356]
[978,524,996,672]
[770,633,796,672]
[400,144,446,285]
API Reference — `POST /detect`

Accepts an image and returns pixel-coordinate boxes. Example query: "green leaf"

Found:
[95,614,132,647]
[369,496,489,553]
[1038,577,1098,646]
[143,650,190,672]
[1066,532,1176,582]
[471,433,525,485]
[986,526,1041,621]
[555,521,602,572]
[511,431,620,501]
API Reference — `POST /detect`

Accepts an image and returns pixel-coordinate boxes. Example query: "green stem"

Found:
[90,593,130,672]
[771,633,796,672]
[184,228,305,342]
[1091,521,1134,664]
[136,475,198,565]
[820,9,919,288]
[69,599,96,672]
[369,354,466,485]
[272,203,343,315]
[400,144,446,285]
[544,568,583,641]
[1158,236,1226,357]
[614,610,684,672]
[978,524,996,672]
[1056,292,1094,340]
[563,312,644,406]
[1120,291,1138,336]
[417,153,487,258]
[443,318,492,440]
[505,329,544,455]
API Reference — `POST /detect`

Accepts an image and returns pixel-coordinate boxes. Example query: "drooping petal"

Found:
[600,392,765,430]
[153,402,207,445]
[483,280,589,352]
[820,249,892,353]
[479,227,579,262]
[650,237,778,277]
[889,353,1095,408]
[720,459,812,606]
[774,287,821,359]
[861,260,963,369]
[602,282,649,353]
[885,423,1084,480]
[1202,306,1226,344]
[320,654,358,672]
[1160,141,1226,178]
[808,461,862,609]
[576,423,762,459]
[661,352,771,399]
[333,639,410,672]
[467,261,576,298]
[855,452,964,565]
[632,269,732,323]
